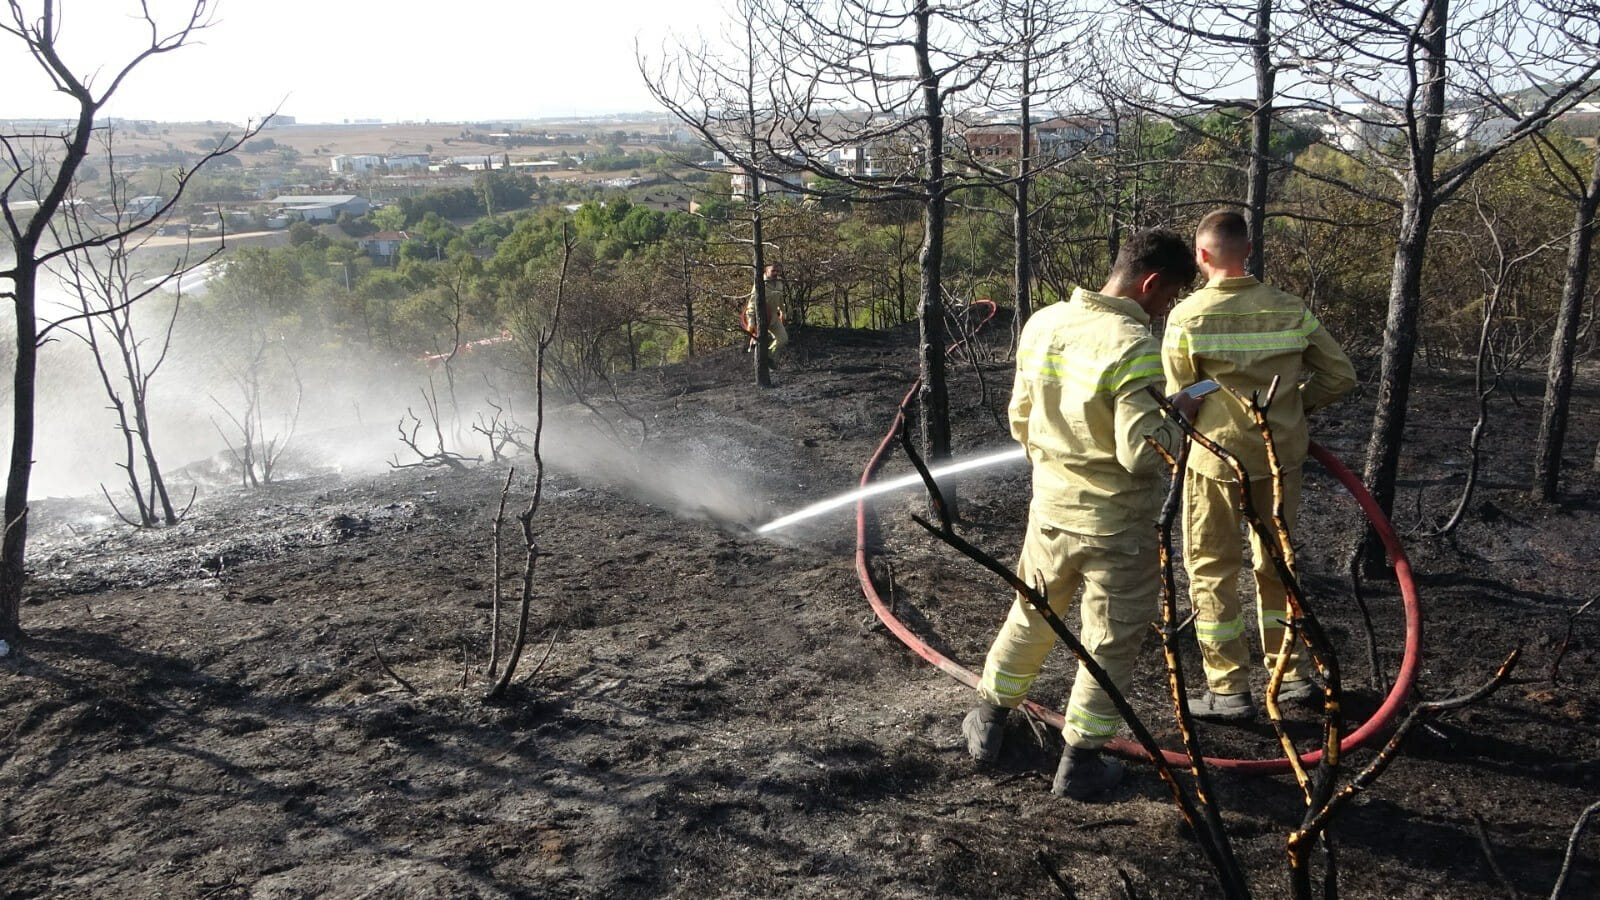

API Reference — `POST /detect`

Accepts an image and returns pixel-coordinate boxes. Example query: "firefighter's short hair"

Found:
[1111,227,1197,290]
[1195,209,1250,259]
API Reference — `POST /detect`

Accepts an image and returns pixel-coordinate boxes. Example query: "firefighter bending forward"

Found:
[1162,209,1357,722]
[963,229,1204,801]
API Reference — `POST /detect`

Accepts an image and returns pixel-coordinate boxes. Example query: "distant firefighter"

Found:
[744,264,788,356]
[1162,209,1357,722]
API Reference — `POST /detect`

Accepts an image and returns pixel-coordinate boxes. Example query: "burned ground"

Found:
[2,321,1598,899]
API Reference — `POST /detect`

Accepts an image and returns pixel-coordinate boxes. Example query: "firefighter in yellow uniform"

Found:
[745,264,788,355]
[962,229,1204,801]
[1162,210,1357,721]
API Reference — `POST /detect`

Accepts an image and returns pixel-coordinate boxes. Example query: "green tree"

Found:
[369,204,407,232]
[287,220,319,247]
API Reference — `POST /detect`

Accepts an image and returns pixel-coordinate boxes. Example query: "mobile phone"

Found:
[1181,379,1221,399]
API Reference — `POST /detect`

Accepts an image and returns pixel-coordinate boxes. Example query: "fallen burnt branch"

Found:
[1345,544,1390,694]
[896,416,1250,900]
[372,640,419,695]
[1032,848,1076,899]
[1471,813,1521,900]
[519,620,565,684]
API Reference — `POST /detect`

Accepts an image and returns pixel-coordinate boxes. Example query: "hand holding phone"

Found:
[1168,379,1218,420]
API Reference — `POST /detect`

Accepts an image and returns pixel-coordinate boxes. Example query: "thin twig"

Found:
[1348,538,1389,694]
[1472,813,1522,900]
[1033,849,1078,899]
[1550,800,1600,900]
[1550,595,1598,684]
[487,467,515,679]
[520,621,566,684]
[1117,867,1142,900]
[372,640,419,695]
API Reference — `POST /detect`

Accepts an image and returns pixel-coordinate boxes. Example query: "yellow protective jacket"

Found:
[745,281,783,326]
[1010,287,1184,536]
[1162,276,1356,482]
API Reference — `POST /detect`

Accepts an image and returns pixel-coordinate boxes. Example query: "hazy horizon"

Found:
[0,0,728,125]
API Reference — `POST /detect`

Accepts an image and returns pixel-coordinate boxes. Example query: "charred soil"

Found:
[3,320,1598,899]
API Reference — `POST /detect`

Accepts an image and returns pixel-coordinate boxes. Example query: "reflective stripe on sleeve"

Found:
[1017,348,1162,395]
[1102,353,1162,392]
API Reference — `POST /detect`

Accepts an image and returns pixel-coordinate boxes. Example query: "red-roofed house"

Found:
[358,230,411,263]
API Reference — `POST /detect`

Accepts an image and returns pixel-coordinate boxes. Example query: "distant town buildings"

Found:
[128,196,166,218]
[961,117,1115,161]
[268,194,369,222]
[330,154,382,175]
[330,153,430,174]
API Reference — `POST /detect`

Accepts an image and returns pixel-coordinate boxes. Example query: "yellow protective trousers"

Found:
[977,515,1159,750]
[1182,467,1309,695]
[745,295,788,353]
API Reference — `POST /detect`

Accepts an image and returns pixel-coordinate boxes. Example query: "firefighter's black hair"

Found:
[1110,227,1198,290]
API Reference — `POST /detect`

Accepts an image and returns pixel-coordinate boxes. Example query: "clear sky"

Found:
[1,0,729,123]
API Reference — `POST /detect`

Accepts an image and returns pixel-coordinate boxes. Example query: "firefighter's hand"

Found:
[1169,390,1204,421]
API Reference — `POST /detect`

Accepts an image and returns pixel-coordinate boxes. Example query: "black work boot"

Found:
[962,702,1009,764]
[1192,690,1257,723]
[1051,745,1125,800]
[1276,678,1319,706]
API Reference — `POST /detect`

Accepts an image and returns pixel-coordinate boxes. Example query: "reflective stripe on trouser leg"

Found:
[1247,468,1310,683]
[1062,528,1160,750]
[1183,469,1251,695]
[977,518,1083,708]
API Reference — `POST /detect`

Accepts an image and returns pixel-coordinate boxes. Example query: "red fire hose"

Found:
[854,388,1422,774]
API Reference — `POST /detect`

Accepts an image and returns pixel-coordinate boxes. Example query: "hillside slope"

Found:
[4,321,1598,898]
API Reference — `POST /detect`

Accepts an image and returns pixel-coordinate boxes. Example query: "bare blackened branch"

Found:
[1472,813,1522,900]
[390,381,479,472]
[372,640,420,695]
[1550,595,1598,685]
[486,224,573,701]
[1297,649,1521,839]
[487,466,515,680]
[1550,799,1600,900]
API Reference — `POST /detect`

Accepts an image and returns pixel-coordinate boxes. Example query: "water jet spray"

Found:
[757,446,1026,534]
